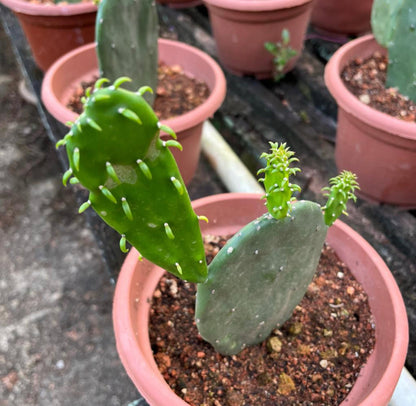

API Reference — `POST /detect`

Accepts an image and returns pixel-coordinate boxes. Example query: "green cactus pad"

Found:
[195,200,328,355]
[60,78,208,283]
[371,0,404,47]
[95,0,158,103]
[385,0,416,102]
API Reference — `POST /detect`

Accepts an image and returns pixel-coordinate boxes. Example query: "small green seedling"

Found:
[265,29,297,82]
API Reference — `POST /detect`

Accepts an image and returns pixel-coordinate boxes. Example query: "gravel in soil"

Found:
[67,62,210,121]
[149,235,376,406]
[341,51,416,123]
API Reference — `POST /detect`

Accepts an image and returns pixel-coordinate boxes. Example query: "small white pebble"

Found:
[337,271,345,279]
[320,359,328,368]
[359,94,371,104]
[56,360,65,370]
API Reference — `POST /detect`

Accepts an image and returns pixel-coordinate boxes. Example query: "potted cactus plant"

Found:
[56,76,408,405]
[324,0,416,207]
[41,0,226,184]
[0,0,97,71]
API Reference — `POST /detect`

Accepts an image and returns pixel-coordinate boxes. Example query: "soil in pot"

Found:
[341,51,416,123]
[149,235,376,406]
[66,62,210,121]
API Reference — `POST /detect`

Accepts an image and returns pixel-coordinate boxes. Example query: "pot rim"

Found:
[202,0,313,12]
[41,38,226,134]
[113,192,409,406]
[324,34,416,141]
[0,0,97,16]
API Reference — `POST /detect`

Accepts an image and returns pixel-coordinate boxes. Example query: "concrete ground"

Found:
[0,23,142,406]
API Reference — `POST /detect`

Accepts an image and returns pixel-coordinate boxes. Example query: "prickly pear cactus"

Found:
[372,0,416,102]
[195,200,327,355]
[195,143,358,355]
[95,0,158,103]
[385,0,416,102]
[371,0,404,47]
[57,77,208,283]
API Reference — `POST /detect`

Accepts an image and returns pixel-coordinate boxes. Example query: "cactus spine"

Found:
[95,0,158,104]
[57,78,208,283]
[195,143,358,355]
[371,0,416,102]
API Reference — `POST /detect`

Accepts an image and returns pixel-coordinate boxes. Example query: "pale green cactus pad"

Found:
[195,200,327,355]
[372,0,416,102]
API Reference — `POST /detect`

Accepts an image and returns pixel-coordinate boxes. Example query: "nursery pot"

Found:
[41,39,226,185]
[311,0,373,36]
[0,0,97,71]
[202,0,314,79]
[325,34,416,207]
[113,193,408,406]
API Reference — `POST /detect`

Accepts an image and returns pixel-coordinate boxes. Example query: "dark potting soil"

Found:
[341,51,416,123]
[66,63,210,121]
[149,235,376,406]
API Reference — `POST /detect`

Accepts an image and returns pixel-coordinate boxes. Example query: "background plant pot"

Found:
[310,0,373,35]
[0,0,97,71]
[41,39,226,185]
[113,193,408,406]
[202,0,313,79]
[325,34,416,207]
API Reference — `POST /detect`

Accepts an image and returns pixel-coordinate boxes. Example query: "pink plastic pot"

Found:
[325,34,416,207]
[0,0,97,71]
[41,39,226,185]
[202,0,313,79]
[311,0,373,35]
[113,193,409,406]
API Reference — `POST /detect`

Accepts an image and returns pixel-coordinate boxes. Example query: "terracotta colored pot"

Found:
[202,0,313,79]
[325,34,416,207]
[41,39,226,185]
[311,0,373,35]
[113,193,409,406]
[0,0,97,71]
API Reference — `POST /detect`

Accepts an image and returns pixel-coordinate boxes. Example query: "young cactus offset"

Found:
[371,0,416,102]
[195,143,359,355]
[95,0,158,103]
[57,77,208,283]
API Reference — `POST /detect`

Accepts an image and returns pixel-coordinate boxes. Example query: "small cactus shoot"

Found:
[57,77,208,283]
[195,143,359,355]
